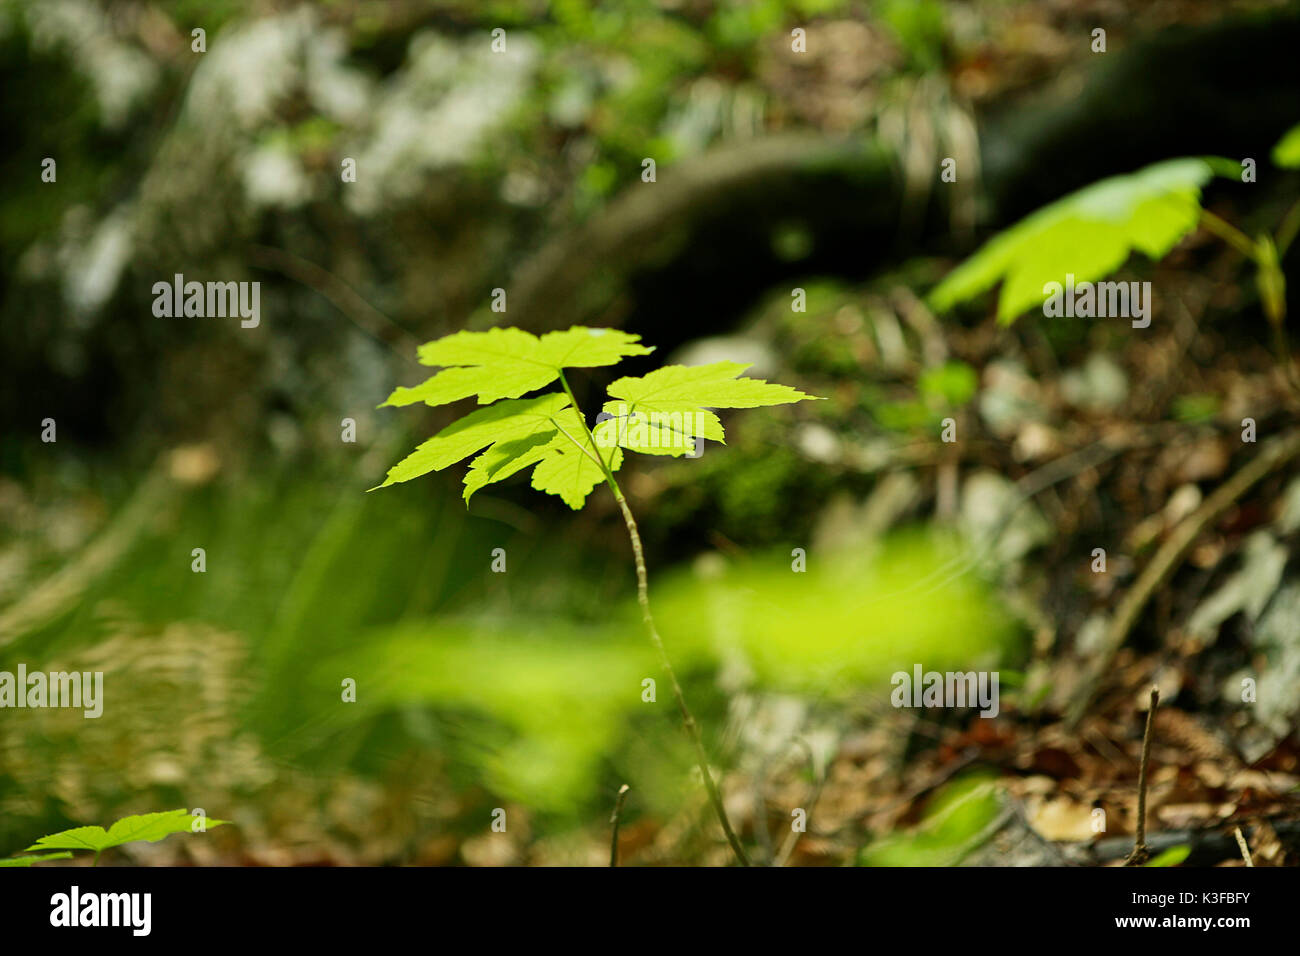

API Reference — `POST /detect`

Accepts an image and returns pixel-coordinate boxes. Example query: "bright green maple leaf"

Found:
[380,392,622,509]
[928,158,1223,324]
[24,809,228,856]
[596,361,817,453]
[464,408,623,509]
[530,409,624,509]
[593,409,715,457]
[1273,122,1300,169]
[374,392,571,489]
[462,433,558,502]
[377,331,819,510]
[382,326,652,407]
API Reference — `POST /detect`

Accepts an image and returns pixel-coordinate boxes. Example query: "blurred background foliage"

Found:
[2,0,1298,865]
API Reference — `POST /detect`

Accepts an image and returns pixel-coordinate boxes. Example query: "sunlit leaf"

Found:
[383,326,652,407]
[463,433,557,503]
[373,392,570,489]
[929,159,1221,324]
[529,408,623,509]
[378,330,820,508]
[598,361,818,456]
[593,409,718,457]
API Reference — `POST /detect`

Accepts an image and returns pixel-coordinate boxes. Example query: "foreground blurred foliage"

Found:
[858,775,1000,866]
[1,451,1015,851]
[305,531,1014,812]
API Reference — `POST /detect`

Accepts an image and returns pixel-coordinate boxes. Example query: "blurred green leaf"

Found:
[25,810,227,856]
[311,534,1015,811]
[0,852,73,867]
[1145,845,1192,867]
[1272,122,1300,168]
[878,0,947,71]
[929,159,1221,324]
[859,777,1002,866]
[919,360,978,407]
[1172,393,1220,423]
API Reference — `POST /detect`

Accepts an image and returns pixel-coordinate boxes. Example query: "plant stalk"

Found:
[1232,826,1254,867]
[556,372,752,866]
[1199,212,1300,400]
[1276,197,1300,257]
[1126,686,1159,866]
[1198,209,1257,259]
[611,490,752,866]
[1253,234,1300,399]
[609,784,630,867]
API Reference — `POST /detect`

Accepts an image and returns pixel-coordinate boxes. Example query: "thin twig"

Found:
[751,769,774,865]
[1267,315,1300,399]
[609,784,631,867]
[773,737,830,868]
[1061,816,1300,865]
[1126,687,1159,866]
[861,427,1167,608]
[247,244,422,361]
[1233,826,1255,867]
[1066,429,1300,726]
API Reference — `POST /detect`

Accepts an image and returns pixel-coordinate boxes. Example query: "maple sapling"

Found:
[373,325,820,866]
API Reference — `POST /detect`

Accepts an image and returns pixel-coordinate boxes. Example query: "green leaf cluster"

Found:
[375,326,818,509]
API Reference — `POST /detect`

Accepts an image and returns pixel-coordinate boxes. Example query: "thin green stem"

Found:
[557,371,752,866]
[1276,197,1300,257]
[1269,317,1300,398]
[550,419,606,470]
[1253,235,1300,400]
[1198,212,1299,401]
[556,371,624,494]
[1199,209,1258,260]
